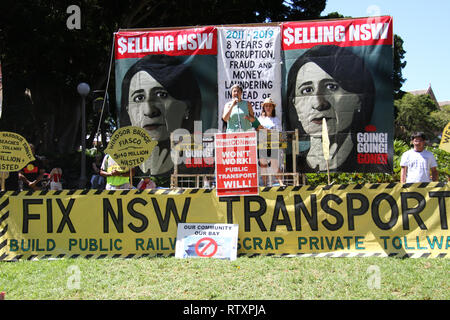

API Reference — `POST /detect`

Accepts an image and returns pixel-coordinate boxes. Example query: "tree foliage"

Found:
[0,1,411,187]
[0,0,328,157]
[393,34,407,99]
[394,93,440,142]
[429,104,450,131]
[305,139,449,185]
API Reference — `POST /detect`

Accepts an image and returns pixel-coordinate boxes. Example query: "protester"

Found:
[18,143,46,191]
[137,177,156,190]
[90,153,106,189]
[49,167,63,190]
[100,154,134,190]
[400,132,438,183]
[258,97,284,186]
[258,97,282,131]
[222,84,262,132]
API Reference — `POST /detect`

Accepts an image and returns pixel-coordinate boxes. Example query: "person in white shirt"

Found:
[400,132,438,183]
[258,97,284,186]
[258,97,282,131]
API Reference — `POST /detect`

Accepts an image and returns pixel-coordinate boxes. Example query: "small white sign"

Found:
[175,223,239,261]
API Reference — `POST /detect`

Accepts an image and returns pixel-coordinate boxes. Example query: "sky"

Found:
[323,0,450,102]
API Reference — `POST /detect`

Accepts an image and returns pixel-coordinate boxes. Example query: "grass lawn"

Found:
[0,256,448,300]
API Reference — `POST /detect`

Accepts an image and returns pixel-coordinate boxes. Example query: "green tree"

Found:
[430,104,450,131]
[284,0,326,20]
[0,0,327,156]
[393,34,407,99]
[305,139,449,185]
[394,93,440,142]
[0,0,328,187]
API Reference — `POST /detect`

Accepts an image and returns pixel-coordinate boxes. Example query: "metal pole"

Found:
[77,83,90,189]
[80,96,87,188]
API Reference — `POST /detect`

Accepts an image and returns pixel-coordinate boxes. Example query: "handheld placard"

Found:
[0,132,35,190]
[104,126,158,185]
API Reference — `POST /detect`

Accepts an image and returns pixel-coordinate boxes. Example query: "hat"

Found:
[262,97,276,107]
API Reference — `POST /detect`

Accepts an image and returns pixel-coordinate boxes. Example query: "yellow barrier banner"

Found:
[0,183,448,260]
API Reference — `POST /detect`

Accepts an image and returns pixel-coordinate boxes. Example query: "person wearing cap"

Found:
[400,132,438,183]
[222,84,262,132]
[258,97,284,186]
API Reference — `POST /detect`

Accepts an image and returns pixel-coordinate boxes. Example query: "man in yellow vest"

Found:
[100,154,134,190]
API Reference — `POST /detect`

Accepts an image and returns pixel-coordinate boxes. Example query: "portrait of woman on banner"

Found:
[120,54,201,178]
[286,44,375,172]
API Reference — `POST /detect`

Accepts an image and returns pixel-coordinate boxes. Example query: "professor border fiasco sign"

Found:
[0,183,448,261]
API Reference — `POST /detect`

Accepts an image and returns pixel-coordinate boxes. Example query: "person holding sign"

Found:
[100,154,134,190]
[257,97,284,186]
[120,55,201,178]
[223,84,262,132]
[400,132,438,183]
[286,45,375,172]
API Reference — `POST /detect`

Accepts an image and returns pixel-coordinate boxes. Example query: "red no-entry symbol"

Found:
[195,237,218,257]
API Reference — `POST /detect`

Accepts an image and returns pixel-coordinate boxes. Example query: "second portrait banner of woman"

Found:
[114,16,394,176]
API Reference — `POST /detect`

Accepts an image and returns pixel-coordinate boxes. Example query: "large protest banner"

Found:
[114,17,394,175]
[217,26,282,127]
[1,183,448,261]
[282,16,394,174]
[114,26,218,177]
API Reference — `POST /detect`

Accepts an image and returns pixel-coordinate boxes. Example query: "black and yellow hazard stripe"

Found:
[0,195,10,261]
[0,182,448,261]
[0,181,447,197]
[1,251,445,261]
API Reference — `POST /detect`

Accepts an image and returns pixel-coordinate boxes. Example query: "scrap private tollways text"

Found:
[8,235,450,253]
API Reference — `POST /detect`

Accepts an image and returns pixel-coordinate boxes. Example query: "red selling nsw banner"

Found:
[115,26,217,59]
[281,16,393,50]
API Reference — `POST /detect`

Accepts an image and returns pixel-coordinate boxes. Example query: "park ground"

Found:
[0,256,448,300]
